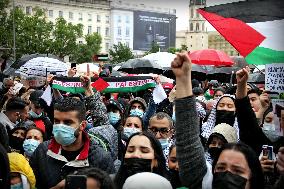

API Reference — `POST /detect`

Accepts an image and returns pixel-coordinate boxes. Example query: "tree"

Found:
[0,0,11,52]
[109,42,134,64]
[149,41,160,53]
[168,44,189,54]
[72,33,102,63]
[51,17,83,59]
[14,7,53,58]
[180,44,188,51]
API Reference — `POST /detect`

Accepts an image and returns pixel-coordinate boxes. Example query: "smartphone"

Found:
[262,145,273,160]
[65,175,87,189]
[71,63,77,68]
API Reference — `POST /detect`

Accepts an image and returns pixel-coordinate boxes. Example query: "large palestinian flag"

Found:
[199,0,284,65]
[52,76,156,94]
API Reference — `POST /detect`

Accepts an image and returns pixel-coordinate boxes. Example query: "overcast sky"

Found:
[119,0,245,30]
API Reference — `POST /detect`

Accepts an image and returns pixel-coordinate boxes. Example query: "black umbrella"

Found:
[162,64,210,81]
[118,58,163,74]
[248,72,265,84]
[3,53,63,76]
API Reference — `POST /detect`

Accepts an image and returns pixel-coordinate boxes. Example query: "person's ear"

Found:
[80,121,87,131]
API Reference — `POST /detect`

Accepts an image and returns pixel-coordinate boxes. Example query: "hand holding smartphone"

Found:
[65,175,87,189]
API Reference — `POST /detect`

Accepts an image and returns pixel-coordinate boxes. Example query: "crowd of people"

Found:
[0,52,284,189]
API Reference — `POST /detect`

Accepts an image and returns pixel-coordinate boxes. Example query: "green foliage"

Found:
[149,41,160,53]
[72,33,102,63]
[51,17,83,58]
[0,2,84,60]
[109,42,134,64]
[167,44,189,54]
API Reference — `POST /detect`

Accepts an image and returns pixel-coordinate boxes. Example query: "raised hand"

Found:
[80,75,94,96]
[171,52,192,80]
[68,67,77,77]
[236,66,250,99]
[260,155,275,173]
[236,66,250,86]
[171,52,193,98]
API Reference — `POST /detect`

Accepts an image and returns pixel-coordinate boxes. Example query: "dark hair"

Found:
[247,88,261,96]
[114,131,168,189]
[68,93,84,102]
[262,105,273,124]
[26,126,46,141]
[123,115,144,130]
[54,97,86,122]
[212,143,264,189]
[169,143,176,155]
[5,97,28,112]
[193,87,204,96]
[74,168,115,189]
[150,112,174,129]
[213,87,225,97]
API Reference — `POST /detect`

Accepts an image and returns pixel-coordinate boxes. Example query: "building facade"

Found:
[13,0,111,53]
[176,0,208,51]
[208,31,239,56]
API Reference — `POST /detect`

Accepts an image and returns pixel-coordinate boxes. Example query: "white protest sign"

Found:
[271,99,284,135]
[265,63,284,99]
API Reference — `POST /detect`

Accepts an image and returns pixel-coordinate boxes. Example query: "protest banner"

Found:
[52,76,156,93]
[265,63,284,99]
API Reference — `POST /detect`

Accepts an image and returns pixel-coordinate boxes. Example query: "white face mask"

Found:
[262,123,281,142]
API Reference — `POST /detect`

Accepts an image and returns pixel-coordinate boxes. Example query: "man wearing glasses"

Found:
[148,112,174,161]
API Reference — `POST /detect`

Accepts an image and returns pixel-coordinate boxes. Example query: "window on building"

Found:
[117,27,121,36]
[230,51,234,56]
[88,14,92,21]
[69,12,73,20]
[97,27,101,34]
[118,15,121,23]
[196,23,200,31]
[59,11,63,17]
[26,6,32,15]
[202,23,205,31]
[126,16,130,23]
[106,43,110,51]
[105,27,109,36]
[190,23,193,31]
[190,45,192,47]
[126,27,130,37]
[191,36,193,38]
[79,13,83,21]
[191,8,194,18]
[196,11,199,18]
[88,26,92,34]
[97,15,101,22]
[106,15,110,23]
[48,10,53,17]
[126,41,129,47]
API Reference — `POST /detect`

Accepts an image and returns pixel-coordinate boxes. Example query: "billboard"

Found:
[133,11,176,51]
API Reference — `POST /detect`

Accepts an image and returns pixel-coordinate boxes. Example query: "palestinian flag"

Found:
[52,76,156,94]
[199,0,284,65]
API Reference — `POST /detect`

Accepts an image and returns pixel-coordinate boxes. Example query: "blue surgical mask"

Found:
[23,139,40,157]
[130,108,144,118]
[108,112,121,126]
[29,110,42,119]
[52,124,78,146]
[123,127,140,139]
[11,182,23,189]
[159,138,169,150]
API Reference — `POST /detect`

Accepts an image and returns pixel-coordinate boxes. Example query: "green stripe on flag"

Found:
[245,47,284,65]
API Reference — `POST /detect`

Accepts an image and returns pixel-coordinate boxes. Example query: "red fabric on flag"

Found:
[91,78,109,92]
[198,9,265,57]
[33,120,46,133]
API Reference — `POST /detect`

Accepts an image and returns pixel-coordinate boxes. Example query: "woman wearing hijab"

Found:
[8,152,36,189]
[114,131,168,189]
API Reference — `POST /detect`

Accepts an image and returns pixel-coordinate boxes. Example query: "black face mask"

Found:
[124,158,152,177]
[208,147,222,161]
[213,171,247,189]
[9,135,24,154]
[169,169,182,188]
[215,110,235,126]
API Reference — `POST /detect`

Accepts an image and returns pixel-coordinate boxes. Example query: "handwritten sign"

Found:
[265,63,284,99]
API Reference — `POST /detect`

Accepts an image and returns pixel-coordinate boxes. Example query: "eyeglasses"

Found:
[148,127,171,136]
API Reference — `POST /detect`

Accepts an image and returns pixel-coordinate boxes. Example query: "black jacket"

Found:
[29,137,115,189]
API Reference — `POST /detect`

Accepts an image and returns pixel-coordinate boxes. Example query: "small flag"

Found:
[91,78,109,92]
